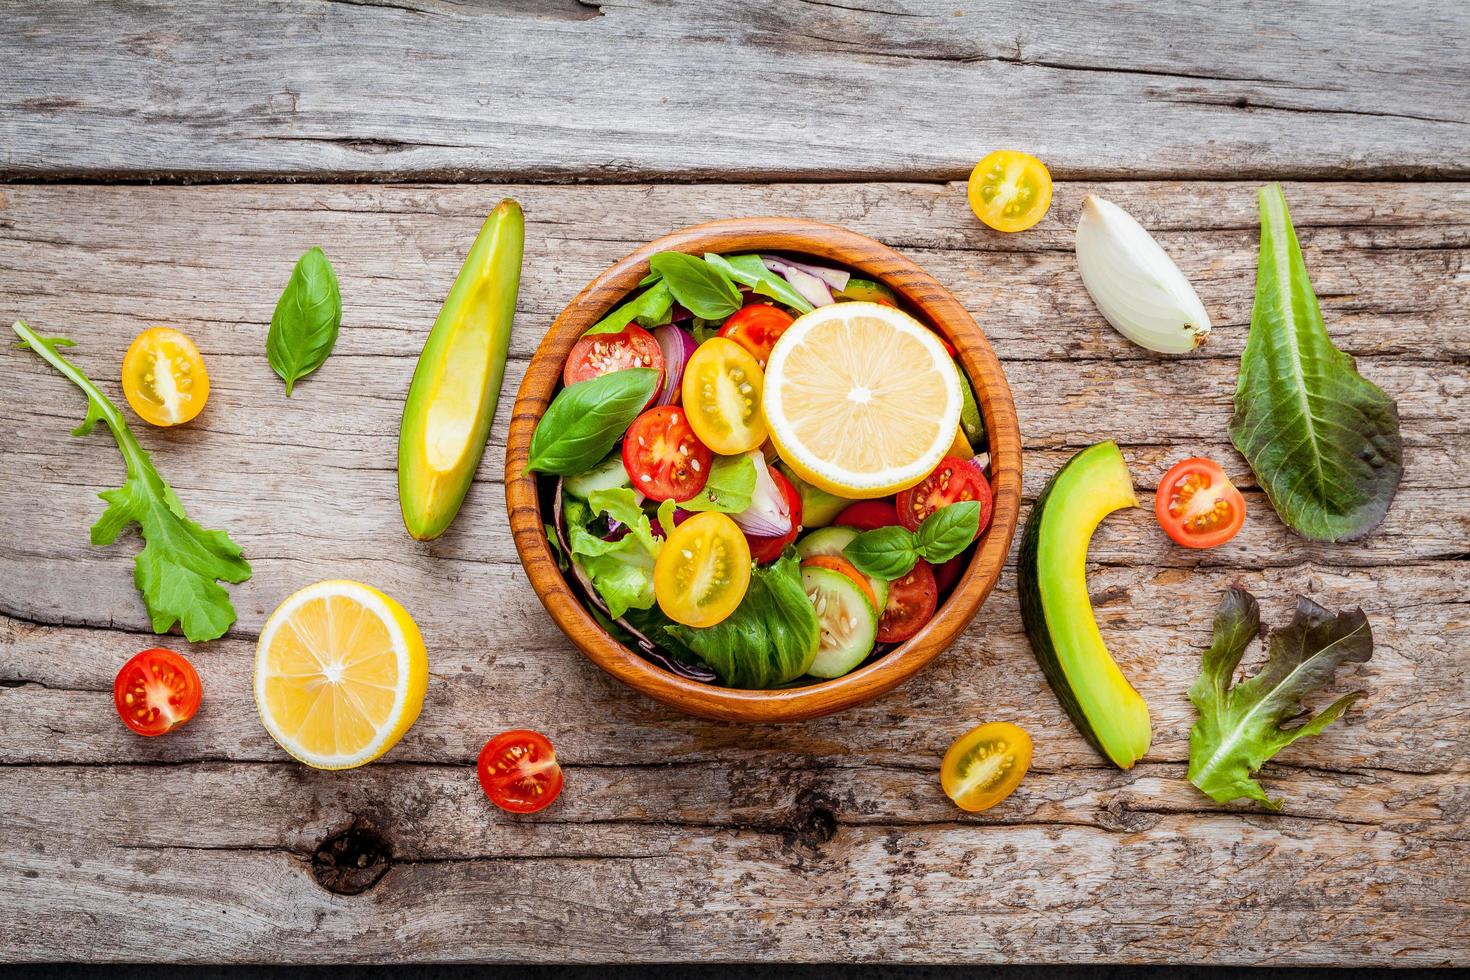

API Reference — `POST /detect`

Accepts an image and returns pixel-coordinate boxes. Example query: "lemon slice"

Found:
[762,302,962,498]
[254,580,428,770]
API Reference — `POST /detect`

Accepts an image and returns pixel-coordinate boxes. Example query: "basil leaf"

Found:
[843,525,918,581]
[526,369,658,475]
[679,453,756,513]
[914,500,980,564]
[704,253,814,314]
[1229,184,1402,541]
[266,246,342,396]
[584,281,674,336]
[649,252,741,320]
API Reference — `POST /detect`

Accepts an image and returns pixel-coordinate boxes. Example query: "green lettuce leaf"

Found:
[564,488,661,619]
[12,321,252,641]
[666,550,819,688]
[678,453,756,514]
[1229,184,1402,541]
[1188,587,1373,809]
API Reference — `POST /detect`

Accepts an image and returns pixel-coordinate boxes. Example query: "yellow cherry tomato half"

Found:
[121,327,210,427]
[681,336,767,455]
[967,150,1053,233]
[654,511,752,628]
[940,721,1032,812]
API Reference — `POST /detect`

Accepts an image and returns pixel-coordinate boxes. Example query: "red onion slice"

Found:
[652,325,697,406]
[731,452,793,538]
[760,255,851,292]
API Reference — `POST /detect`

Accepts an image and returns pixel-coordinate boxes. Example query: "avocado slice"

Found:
[777,461,849,529]
[398,200,524,540]
[1017,441,1151,768]
[836,277,898,305]
[957,366,985,449]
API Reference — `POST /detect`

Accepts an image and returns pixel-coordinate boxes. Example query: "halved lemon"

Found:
[762,302,962,498]
[254,580,428,770]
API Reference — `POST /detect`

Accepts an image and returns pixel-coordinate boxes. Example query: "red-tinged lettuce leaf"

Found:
[1188,587,1372,809]
[13,321,251,641]
[1229,184,1402,542]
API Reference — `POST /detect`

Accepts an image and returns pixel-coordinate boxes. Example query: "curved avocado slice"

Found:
[398,200,525,540]
[1018,441,1151,768]
[777,461,849,529]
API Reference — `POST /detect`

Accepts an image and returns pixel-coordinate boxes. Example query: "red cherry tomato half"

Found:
[746,467,803,564]
[896,456,992,535]
[477,729,564,814]
[932,555,966,594]
[878,559,938,644]
[1155,457,1246,549]
[834,500,900,531]
[623,406,713,502]
[718,303,796,369]
[563,324,665,404]
[113,648,202,737]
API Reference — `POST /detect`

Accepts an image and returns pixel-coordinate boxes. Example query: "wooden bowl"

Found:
[506,217,1021,723]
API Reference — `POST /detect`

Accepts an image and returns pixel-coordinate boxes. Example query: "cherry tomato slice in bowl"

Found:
[655,512,753,627]
[1155,457,1246,549]
[896,456,992,534]
[940,721,1032,813]
[478,730,563,813]
[114,648,202,736]
[745,467,803,564]
[834,500,899,531]
[877,559,938,644]
[564,324,665,402]
[623,406,713,503]
[681,337,767,455]
[718,303,795,369]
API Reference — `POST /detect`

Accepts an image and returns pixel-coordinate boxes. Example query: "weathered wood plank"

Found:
[2,1,1468,181]
[1,178,1466,964]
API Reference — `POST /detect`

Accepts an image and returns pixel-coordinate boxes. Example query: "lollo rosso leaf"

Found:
[12,321,251,641]
[1229,184,1402,541]
[267,246,343,396]
[648,251,742,320]
[1187,586,1373,809]
[843,525,918,582]
[526,368,659,475]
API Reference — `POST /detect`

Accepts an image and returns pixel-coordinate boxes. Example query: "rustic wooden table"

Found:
[2,0,1467,966]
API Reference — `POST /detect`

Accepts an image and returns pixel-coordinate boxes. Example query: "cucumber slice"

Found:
[564,454,633,499]
[802,566,879,678]
[796,526,889,610]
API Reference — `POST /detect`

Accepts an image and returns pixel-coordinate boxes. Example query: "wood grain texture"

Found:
[2,1,1468,182]
[506,216,1023,722]
[1,180,1467,963]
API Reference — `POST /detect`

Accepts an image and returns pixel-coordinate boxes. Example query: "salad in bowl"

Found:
[507,218,1019,722]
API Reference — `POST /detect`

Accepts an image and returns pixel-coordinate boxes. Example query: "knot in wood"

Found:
[311,821,393,896]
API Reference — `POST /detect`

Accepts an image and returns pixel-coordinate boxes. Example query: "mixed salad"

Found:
[527,250,994,689]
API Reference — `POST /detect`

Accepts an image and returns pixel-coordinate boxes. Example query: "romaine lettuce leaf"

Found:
[665,550,819,688]
[564,488,661,619]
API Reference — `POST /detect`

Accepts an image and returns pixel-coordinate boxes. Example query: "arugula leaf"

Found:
[914,500,980,564]
[266,246,342,396]
[649,252,741,320]
[1229,184,1402,541]
[843,526,917,581]
[703,253,814,313]
[584,280,674,336]
[1188,586,1372,809]
[666,551,819,688]
[12,321,251,641]
[678,453,756,513]
[526,368,658,474]
[563,488,662,618]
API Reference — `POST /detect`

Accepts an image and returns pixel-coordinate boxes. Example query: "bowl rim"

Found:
[505,216,1022,723]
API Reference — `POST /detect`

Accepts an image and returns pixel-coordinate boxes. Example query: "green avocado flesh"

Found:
[399,200,525,540]
[1017,441,1151,768]
[778,462,849,529]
